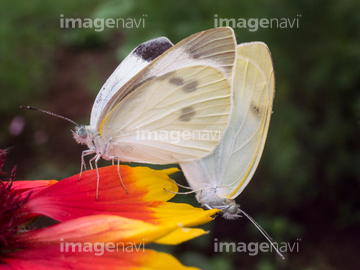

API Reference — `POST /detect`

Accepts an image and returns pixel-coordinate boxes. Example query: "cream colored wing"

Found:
[100,65,231,164]
[90,37,173,127]
[180,42,275,200]
[96,27,236,131]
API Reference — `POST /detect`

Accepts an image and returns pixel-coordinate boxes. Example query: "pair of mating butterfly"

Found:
[77,27,274,217]
[28,27,274,219]
[24,27,282,258]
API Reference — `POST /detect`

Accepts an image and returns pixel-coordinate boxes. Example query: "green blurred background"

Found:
[1,0,359,269]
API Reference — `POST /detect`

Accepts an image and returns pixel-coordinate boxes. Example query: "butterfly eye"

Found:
[73,126,89,145]
[227,204,239,215]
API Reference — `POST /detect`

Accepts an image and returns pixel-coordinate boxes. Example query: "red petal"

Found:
[22,166,178,223]
[10,180,58,193]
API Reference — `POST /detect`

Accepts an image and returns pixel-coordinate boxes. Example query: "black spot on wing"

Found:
[182,81,198,92]
[127,75,157,97]
[134,38,173,62]
[253,106,260,114]
[250,102,264,120]
[125,71,177,100]
[169,77,184,86]
[179,106,196,122]
[185,46,202,59]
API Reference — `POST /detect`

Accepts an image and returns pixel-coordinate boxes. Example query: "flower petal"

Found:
[17,166,218,246]
[3,247,199,270]
[152,203,219,227]
[17,211,214,247]
[8,180,58,193]
[154,227,209,245]
[17,215,177,247]
[22,166,179,222]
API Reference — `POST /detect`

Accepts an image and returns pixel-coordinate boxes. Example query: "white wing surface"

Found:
[90,37,174,127]
[180,42,275,208]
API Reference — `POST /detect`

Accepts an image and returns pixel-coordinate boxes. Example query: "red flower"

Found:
[0,152,218,269]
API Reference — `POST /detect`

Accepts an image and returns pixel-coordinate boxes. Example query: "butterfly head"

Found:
[72,125,95,145]
[203,199,241,220]
[197,188,241,219]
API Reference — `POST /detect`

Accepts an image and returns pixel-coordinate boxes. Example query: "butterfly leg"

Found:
[89,153,101,200]
[168,178,194,190]
[107,155,128,194]
[79,149,95,181]
[117,158,128,194]
[202,203,213,210]
[163,187,199,195]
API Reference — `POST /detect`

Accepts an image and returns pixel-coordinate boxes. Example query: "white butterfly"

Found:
[180,42,275,219]
[72,27,237,196]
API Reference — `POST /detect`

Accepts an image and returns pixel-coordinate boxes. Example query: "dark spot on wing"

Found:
[134,38,173,62]
[251,102,263,119]
[169,77,184,86]
[159,71,176,81]
[186,46,202,59]
[183,81,198,92]
[125,75,156,99]
[179,106,196,122]
[124,70,178,101]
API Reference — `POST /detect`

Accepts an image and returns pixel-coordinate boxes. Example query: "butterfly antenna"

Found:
[20,106,79,126]
[239,209,285,259]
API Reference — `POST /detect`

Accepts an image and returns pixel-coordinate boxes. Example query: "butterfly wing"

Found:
[97,27,236,130]
[100,65,231,163]
[180,42,275,200]
[90,37,173,127]
[99,27,237,163]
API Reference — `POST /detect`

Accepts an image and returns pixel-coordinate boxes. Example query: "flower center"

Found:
[0,152,29,252]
